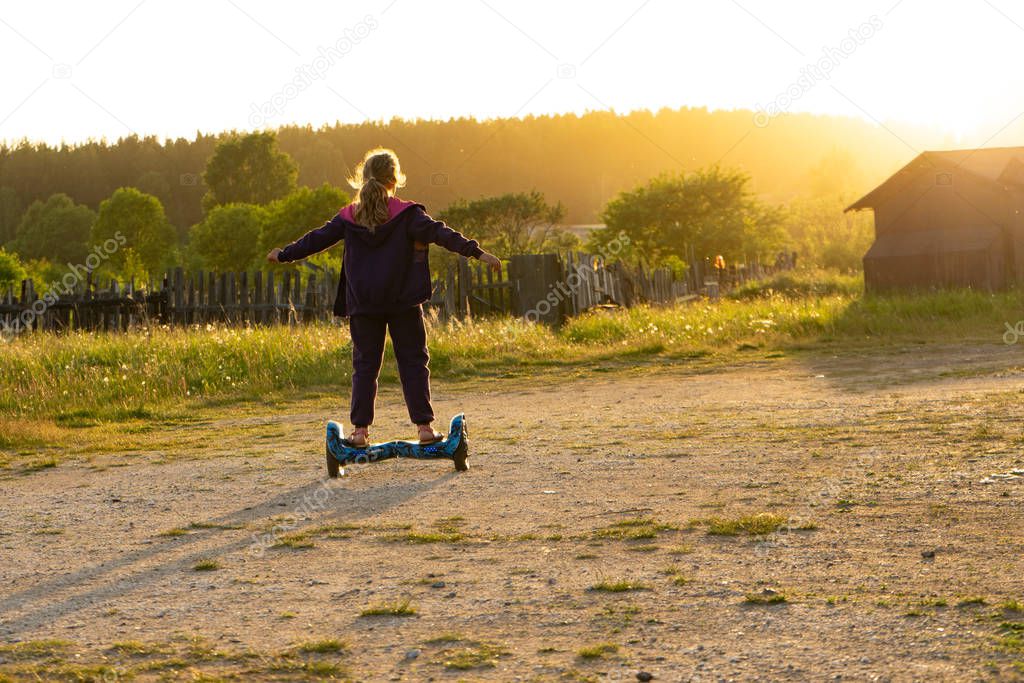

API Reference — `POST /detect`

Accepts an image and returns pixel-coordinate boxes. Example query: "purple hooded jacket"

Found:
[277,197,484,317]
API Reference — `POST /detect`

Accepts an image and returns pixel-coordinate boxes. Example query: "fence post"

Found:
[265,270,276,324]
[509,253,563,325]
[185,275,195,326]
[228,273,237,324]
[304,273,317,322]
[172,267,184,326]
[205,272,214,325]
[281,271,293,325]
[443,265,456,320]
[217,273,228,322]
[253,271,264,325]
[457,257,472,319]
[239,272,250,325]
[24,279,36,333]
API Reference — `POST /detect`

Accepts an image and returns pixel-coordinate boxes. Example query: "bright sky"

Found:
[2,0,1024,145]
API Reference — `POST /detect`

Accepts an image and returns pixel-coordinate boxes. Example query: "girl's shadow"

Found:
[0,470,457,637]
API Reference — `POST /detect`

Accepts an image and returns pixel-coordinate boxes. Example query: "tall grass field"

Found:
[2,271,1020,433]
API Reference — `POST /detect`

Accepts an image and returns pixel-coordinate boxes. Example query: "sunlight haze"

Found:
[2,0,1023,145]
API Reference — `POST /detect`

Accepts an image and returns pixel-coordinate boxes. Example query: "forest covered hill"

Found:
[0,106,952,236]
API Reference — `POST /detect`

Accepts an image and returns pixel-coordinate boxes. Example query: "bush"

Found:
[191,204,267,271]
[0,248,26,288]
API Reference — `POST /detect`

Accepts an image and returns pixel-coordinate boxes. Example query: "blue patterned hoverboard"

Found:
[325,413,469,478]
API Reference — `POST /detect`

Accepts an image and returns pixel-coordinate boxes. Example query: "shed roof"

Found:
[847,146,1024,212]
[928,147,1024,181]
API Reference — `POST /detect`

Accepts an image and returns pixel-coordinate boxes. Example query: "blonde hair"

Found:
[348,148,406,228]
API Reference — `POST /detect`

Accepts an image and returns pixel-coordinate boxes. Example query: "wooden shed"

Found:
[846,147,1024,292]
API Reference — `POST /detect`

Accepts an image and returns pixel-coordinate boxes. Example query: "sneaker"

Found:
[347,426,369,447]
[416,424,443,445]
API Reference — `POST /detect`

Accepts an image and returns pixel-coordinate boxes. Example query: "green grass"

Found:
[192,559,220,571]
[108,640,173,656]
[998,622,1024,654]
[188,521,240,530]
[295,639,346,654]
[593,517,676,541]
[577,642,619,659]
[20,456,57,472]
[0,639,73,660]
[701,512,789,536]
[392,530,465,544]
[359,598,416,617]
[0,663,123,681]
[589,579,649,593]
[4,286,1021,432]
[919,597,948,608]
[388,516,466,544]
[3,285,1022,468]
[270,522,362,550]
[272,535,316,550]
[662,565,692,586]
[435,641,508,670]
[730,269,864,300]
[0,636,353,681]
[744,591,788,605]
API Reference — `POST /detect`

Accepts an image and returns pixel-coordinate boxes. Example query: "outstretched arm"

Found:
[267,214,345,263]
[477,252,501,270]
[409,208,501,269]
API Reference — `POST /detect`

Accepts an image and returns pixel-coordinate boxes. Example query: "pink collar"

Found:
[339,196,418,223]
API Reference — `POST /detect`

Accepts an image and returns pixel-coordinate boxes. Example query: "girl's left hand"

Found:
[267,248,282,263]
[479,252,501,271]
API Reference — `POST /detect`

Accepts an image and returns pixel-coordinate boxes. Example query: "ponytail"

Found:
[349,148,405,229]
[354,177,390,228]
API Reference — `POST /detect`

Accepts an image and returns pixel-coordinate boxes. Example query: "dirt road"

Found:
[2,344,1024,681]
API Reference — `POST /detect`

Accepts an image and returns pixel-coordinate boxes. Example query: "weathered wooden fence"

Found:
[1,252,788,335]
[429,257,514,320]
[0,268,338,335]
[425,253,693,324]
[391,251,783,323]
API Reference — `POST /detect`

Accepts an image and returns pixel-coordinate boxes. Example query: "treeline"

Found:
[0,106,922,286]
[0,106,931,236]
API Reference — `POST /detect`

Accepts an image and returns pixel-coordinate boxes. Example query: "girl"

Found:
[267,148,500,447]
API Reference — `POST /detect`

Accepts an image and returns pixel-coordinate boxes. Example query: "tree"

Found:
[784,196,873,271]
[9,193,96,264]
[438,191,570,256]
[589,167,787,265]
[0,248,25,287]
[92,187,176,277]
[202,132,298,211]
[135,170,172,203]
[260,183,349,258]
[191,204,267,271]
[20,258,66,289]
[0,186,23,245]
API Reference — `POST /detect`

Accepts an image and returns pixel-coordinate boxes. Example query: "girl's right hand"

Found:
[479,252,501,270]
[267,248,282,263]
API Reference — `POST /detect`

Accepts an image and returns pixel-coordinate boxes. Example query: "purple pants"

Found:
[349,305,434,427]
